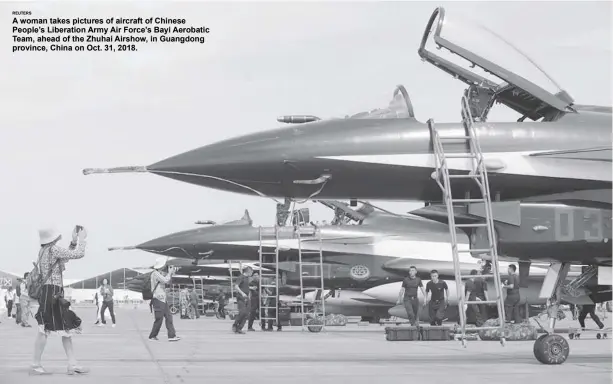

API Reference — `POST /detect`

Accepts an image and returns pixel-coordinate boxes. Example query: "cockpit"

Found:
[347,85,416,120]
[418,7,576,122]
[276,7,578,126]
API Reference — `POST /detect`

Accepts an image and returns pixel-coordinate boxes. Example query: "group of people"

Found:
[3,273,33,327]
[179,287,200,319]
[396,264,536,327]
[232,266,282,334]
[15,224,611,377]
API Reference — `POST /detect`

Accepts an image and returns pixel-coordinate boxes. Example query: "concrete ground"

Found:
[0,306,611,384]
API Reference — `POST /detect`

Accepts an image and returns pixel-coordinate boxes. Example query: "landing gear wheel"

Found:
[596,333,602,339]
[569,333,574,340]
[533,334,570,365]
[307,318,324,333]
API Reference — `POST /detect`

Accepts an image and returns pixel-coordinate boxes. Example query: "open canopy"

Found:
[418,7,575,121]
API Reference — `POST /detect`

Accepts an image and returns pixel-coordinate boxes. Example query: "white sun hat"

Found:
[38,227,61,245]
[152,256,170,270]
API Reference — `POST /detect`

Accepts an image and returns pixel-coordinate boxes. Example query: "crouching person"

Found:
[32,225,88,375]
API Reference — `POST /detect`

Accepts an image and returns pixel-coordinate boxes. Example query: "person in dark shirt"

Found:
[464,269,488,326]
[232,266,253,334]
[261,279,282,332]
[216,292,226,319]
[578,304,605,331]
[189,288,200,319]
[397,266,426,326]
[502,264,522,324]
[425,270,448,326]
[247,274,260,331]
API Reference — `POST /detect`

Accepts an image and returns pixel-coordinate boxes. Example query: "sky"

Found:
[0,1,611,279]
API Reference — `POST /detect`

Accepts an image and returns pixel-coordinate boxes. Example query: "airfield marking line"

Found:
[129,309,173,384]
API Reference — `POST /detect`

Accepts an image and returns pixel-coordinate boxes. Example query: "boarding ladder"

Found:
[297,225,326,332]
[258,224,326,332]
[258,226,282,329]
[429,95,507,347]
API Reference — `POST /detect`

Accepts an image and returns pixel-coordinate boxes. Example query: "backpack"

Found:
[27,246,58,301]
[141,272,160,301]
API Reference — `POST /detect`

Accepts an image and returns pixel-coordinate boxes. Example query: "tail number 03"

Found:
[554,208,608,241]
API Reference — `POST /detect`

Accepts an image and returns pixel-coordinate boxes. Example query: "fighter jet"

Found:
[111,204,561,285]
[83,7,610,363]
[83,9,611,207]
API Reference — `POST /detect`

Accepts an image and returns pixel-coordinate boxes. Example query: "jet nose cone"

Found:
[136,224,258,260]
[136,229,204,259]
[147,132,288,196]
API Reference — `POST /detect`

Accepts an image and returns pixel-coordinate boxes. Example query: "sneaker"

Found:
[98,323,105,327]
[67,366,90,375]
[235,330,245,334]
[30,365,51,376]
[247,328,255,332]
[149,337,159,341]
[112,324,116,328]
[168,336,181,342]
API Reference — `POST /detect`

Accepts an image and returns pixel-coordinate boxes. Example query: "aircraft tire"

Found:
[533,334,569,365]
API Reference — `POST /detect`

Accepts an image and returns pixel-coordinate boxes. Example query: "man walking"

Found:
[232,266,253,334]
[425,270,448,326]
[148,257,181,342]
[14,283,22,324]
[464,269,489,326]
[397,266,426,326]
[578,304,605,332]
[189,288,200,319]
[4,287,15,318]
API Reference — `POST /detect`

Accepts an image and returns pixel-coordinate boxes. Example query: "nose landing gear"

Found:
[533,334,570,365]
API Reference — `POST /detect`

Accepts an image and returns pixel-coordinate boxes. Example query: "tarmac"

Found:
[0,306,611,384]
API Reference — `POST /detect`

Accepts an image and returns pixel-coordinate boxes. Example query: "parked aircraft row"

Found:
[84,6,611,365]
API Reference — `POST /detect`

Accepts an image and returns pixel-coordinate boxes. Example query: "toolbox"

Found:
[421,326,452,341]
[385,326,421,341]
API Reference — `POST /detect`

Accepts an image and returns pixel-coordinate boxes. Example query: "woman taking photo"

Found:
[32,225,88,376]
